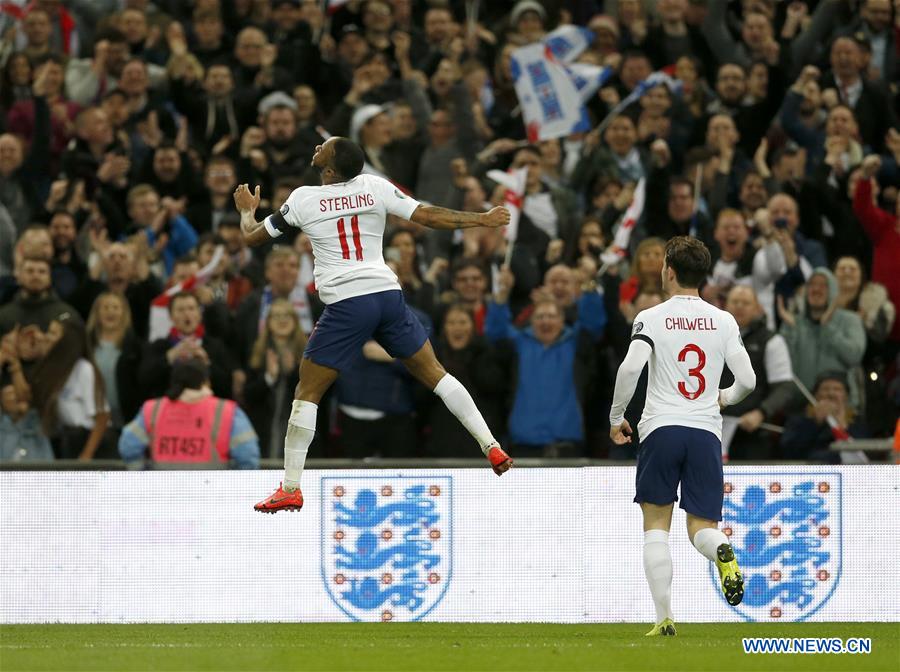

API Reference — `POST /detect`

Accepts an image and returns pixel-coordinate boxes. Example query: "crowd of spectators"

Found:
[1,0,898,466]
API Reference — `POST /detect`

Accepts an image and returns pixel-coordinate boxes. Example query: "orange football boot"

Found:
[487,445,513,476]
[254,483,304,513]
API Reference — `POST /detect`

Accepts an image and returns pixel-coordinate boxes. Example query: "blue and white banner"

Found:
[512,26,602,143]
[511,42,591,142]
[543,25,595,63]
[567,62,615,103]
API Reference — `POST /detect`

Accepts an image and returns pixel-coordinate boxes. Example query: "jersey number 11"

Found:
[336,215,363,261]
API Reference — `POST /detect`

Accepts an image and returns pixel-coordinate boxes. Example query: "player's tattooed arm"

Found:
[233,184,271,247]
[410,204,511,230]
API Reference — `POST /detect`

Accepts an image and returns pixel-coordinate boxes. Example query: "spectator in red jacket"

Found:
[853,155,900,344]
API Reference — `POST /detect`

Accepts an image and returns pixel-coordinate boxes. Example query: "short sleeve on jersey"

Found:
[371,175,421,220]
[631,317,654,350]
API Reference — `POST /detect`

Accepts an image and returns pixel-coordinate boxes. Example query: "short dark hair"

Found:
[620,49,651,65]
[665,236,710,288]
[218,214,241,230]
[451,258,486,279]
[512,144,542,163]
[717,61,747,76]
[101,88,127,103]
[591,175,622,197]
[206,59,233,72]
[669,177,694,196]
[94,27,127,47]
[32,53,65,69]
[167,357,210,399]
[740,169,765,185]
[813,370,848,394]
[168,291,199,313]
[197,232,224,249]
[206,154,235,171]
[154,140,180,155]
[331,138,365,180]
[49,208,76,223]
[173,253,197,268]
[193,8,222,23]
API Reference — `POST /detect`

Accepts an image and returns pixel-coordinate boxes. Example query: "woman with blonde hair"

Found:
[619,237,666,323]
[244,298,309,458]
[86,292,144,456]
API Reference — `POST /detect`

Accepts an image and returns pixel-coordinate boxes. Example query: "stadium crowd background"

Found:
[0,0,898,467]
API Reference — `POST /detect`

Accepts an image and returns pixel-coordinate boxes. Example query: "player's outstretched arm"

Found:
[409,204,510,230]
[233,184,271,247]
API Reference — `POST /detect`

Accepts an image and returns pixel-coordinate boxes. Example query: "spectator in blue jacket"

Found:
[126,183,199,277]
[485,266,606,456]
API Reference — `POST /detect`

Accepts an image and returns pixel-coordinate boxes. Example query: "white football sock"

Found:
[643,530,673,623]
[691,527,730,563]
[432,373,497,455]
[283,400,317,491]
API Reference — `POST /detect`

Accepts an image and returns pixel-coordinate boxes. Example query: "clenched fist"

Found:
[481,206,510,228]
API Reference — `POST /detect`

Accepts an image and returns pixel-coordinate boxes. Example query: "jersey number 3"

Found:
[336,215,363,261]
[677,343,706,400]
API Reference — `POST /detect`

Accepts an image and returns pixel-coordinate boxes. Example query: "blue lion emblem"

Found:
[723,483,828,525]
[735,527,830,568]
[341,575,428,611]
[711,472,841,622]
[334,487,439,528]
[334,530,440,571]
[743,571,818,610]
[322,477,452,622]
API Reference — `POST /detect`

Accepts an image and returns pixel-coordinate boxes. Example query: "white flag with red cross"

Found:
[600,177,646,267]
[486,167,528,244]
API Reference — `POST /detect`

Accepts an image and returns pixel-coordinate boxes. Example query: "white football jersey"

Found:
[263,173,421,304]
[631,295,745,441]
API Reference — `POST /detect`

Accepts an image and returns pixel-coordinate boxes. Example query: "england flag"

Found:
[486,167,528,245]
[600,177,646,266]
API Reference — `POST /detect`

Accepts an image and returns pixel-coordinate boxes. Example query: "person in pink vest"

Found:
[118,358,259,469]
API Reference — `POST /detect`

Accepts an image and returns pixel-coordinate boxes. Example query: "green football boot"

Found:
[715,543,744,606]
[644,618,677,636]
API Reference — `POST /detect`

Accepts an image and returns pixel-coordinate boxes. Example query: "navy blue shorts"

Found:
[634,425,724,521]
[304,290,429,371]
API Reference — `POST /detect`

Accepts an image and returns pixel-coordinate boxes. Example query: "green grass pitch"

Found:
[1,623,897,671]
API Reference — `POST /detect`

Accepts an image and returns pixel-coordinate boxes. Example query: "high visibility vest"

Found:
[141,396,236,465]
